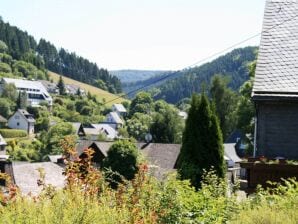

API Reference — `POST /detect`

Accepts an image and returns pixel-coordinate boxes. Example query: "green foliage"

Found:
[0,62,11,73]
[129,91,153,117]
[236,61,256,136]
[0,98,12,118]
[57,75,66,95]
[16,91,27,109]
[0,137,298,223]
[126,112,152,141]
[151,101,183,143]
[177,93,226,188]
[1,83,17,101]
[12,60,46,80]
[102,140,140,187]
[0,40,8,53]
[129,47,257,104]
[0,129,27,138]
[7,139,42,161]
[40,122,74,155]
[231,179,298,224]
[210,74,238,139]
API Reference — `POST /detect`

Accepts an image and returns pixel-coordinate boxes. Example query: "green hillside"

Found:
[48,71,127,106]
[125,47,258,103]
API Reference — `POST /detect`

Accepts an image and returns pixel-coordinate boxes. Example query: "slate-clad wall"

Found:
[257,101,298,159]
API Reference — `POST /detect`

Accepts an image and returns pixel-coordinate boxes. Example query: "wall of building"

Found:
[8,112,28,132]
[257,101,298,159]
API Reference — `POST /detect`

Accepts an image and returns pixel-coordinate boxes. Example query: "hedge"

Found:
[0,129,27,138]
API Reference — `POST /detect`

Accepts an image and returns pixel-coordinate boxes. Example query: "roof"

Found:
[76,140,113,157]
[2,78,51,98]
[113,104,127,113]
[12,162,65,195]
[91,124,118,139]
[224,143,242,163]
[252,0,298,99]
[108,112,124,124]
[17,109,35,123]
[76,140,181,178]
[137,143,181,179]
[48,155,63,163]
[70,122,82,135]
[0,114,7,123]
[0,133,7,146]
[178,111,188,120]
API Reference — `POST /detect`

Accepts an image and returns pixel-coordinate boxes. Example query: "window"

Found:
[15,115,20,119]
[17,122,20,126]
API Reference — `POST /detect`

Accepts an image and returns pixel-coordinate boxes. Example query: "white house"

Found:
[0,78,53,107]
[112,103,127,116]
[8,109,35,134]
[74,123,118,141]
[105,112,124,129]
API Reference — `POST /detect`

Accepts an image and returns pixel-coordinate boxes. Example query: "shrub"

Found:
[0,129,27,138]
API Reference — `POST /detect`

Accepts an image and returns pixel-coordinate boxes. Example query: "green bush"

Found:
[0,129,27,138]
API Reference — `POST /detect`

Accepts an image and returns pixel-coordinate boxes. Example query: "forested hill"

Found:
[139,46,257,104]
[0,18,122,93]
[110,70,169,83]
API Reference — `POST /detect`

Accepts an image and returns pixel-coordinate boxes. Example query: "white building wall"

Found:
[8,111,29,132]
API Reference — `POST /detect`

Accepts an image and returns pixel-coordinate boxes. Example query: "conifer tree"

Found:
[57,75,66,95]
[177,93,225,188]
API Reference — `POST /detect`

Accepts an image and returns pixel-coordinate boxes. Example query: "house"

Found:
[74,123,118,141]
[8,109,35,134]
[105,112,124,129]
[252,0,298,159]
[0,133,7,153]
[0,115,7,128]
[40,80,59,94]
[0,78,53,107]
[12,162,65,195]
[112,104,127,116]
[76,141,181,178]
[75,141,239,179]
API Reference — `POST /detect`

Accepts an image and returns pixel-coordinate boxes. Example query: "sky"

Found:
[0,0,266,70]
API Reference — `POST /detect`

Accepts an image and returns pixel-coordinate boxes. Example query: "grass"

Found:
[48,71,128,106]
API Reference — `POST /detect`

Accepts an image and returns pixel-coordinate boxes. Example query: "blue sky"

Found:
[0,0,265,70]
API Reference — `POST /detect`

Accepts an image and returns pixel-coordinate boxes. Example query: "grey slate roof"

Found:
[18,109,35,123]
[252,0,298,99]
[12,162,65,195]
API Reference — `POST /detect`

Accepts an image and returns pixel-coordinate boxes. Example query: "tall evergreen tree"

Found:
[177,93,225,188]
[57,75,66,95]
[16,91,28,109]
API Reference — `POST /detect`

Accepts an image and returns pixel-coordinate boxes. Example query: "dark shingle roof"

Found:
[252,0,298,99]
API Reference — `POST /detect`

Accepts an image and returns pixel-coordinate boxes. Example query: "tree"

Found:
[16,91,27,109]
[236,61,256,135]
[210,75,238,139]
[177,93,225,188]
[129,92,153,117]
[126,113,152,141]
[1,83,17,101]
[57,75,66,95]
[0,98,11,118]
[102,140,140,188]
[150,102,183,143]
[0,40,8,53]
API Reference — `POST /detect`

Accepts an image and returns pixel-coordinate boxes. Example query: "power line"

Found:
[104,13,298,105]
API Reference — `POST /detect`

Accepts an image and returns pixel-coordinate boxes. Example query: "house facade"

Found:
[105,112,124,129]
[112,103,127,117]
[252,0,298,159]
[0,78,53,107]
[8,109,35,134]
